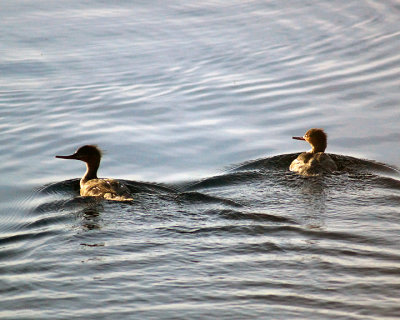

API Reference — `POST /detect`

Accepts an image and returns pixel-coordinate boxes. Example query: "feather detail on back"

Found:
[81,178,133,201]
[290,152,337,176]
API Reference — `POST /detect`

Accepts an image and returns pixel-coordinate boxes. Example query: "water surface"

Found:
[1,1,400,319]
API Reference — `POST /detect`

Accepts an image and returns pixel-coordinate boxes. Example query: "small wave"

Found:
[164,224,389,246]
[234,153,400,176]
[24,213,72,229]
[36,179,80,195]
[329,154,400,176]
[209,208,296,223]
[182,171,264,191]
[178,192,242,207]
[0,230,59,247]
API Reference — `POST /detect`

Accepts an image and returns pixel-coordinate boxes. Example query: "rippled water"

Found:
[1,1,400,319]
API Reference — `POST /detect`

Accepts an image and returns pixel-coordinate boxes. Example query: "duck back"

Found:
[290,152,337,176]
[81,178,133,201]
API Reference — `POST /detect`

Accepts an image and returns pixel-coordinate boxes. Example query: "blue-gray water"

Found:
[1,1,400,319]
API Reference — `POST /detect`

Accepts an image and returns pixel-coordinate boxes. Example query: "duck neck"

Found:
[311,145,326,153]
[81,160,99,186]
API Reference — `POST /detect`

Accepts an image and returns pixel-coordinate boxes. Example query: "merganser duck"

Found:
[290,128,337,176]
[55,145,133,201]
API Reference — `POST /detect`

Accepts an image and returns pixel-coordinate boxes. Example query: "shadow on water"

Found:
[28,152,400,229]
[174,153,400,230]
[183,152,400,192]
[232,153,400,175]
[3,152,397,260]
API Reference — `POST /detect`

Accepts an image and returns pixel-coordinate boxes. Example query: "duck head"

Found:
[56,145,102,181]
[56,145,102,163]
[292,128,328,153]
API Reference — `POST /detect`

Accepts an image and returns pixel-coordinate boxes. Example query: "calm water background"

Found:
[1,0,400,319]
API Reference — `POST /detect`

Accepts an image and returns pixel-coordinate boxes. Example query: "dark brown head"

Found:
[56,145,102,163]
[292,128,328,153]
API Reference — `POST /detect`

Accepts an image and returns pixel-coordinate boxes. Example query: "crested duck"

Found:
[56,145,133,201]
[290,128,337,176]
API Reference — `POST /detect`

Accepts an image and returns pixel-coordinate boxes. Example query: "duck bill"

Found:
[55,153,78,160]
[292,136,306,141]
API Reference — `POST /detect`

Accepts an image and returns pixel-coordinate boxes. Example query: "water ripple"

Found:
[1,1,400,319]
